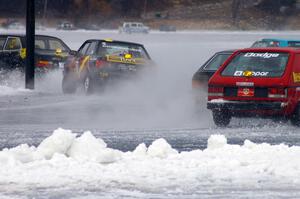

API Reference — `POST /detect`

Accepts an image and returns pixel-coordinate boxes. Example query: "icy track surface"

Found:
[0,128,300,199]
[2,30,300,198]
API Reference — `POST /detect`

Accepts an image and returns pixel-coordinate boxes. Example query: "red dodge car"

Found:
[207,48,300,126]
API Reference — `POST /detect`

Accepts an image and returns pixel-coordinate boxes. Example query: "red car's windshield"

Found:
[221,52,289,77]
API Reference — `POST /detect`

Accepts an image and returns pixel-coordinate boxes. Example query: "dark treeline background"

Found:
[0,0,297,18]
[0,0,298,30]
[0,0,171,18]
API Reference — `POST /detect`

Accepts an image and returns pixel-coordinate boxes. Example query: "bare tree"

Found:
[232,0,241,26]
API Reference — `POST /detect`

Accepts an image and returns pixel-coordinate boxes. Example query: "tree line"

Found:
[0,0,171,18]
[0,0,297,19]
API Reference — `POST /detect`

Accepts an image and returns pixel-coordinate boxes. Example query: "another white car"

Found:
[6,22,25,30]
[119,22,149,34]
[57,21,76,30]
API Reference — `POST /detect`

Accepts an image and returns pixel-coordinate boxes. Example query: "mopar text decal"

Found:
[234,71,243,76]
[234,71,269,77]
[244,52,279,59]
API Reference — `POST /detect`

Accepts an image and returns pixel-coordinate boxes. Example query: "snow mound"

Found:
[207,134,227,149]
[36,128,76,159]
[147,138,178,158]
[0,144,36,166]
[67,131,121,163]
[1,128,300,194]
[133,143,147,156]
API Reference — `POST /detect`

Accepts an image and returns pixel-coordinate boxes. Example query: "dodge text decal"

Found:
[244,52,279,59]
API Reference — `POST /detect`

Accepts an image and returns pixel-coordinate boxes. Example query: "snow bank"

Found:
[147,138,178,158]
[207,134,227,149]
[36,128,76,159]
[67,131,121,163]
[1,128,300,194]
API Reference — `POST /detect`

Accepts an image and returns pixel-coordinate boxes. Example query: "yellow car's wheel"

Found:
[83,75,95,95]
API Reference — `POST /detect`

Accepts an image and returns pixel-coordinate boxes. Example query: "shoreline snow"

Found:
[1,128,300,195]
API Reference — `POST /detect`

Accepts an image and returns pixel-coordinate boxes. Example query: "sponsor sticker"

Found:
[102,42,142,52]
[293,72,300,83]
[244,52,279,59]
[243,70,253,77]
[106,55,145,65]
[234,70,269,77]
[234,71,243,76]
[124,53,132,59]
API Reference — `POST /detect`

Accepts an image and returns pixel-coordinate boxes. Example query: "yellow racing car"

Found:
[62,39,152,94]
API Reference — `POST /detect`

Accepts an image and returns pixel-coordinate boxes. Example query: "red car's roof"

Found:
[235,47,300,53]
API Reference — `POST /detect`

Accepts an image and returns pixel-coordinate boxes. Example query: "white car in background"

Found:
[119,22,149,34]
[57,21,76,30]
[6,22,25,30]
